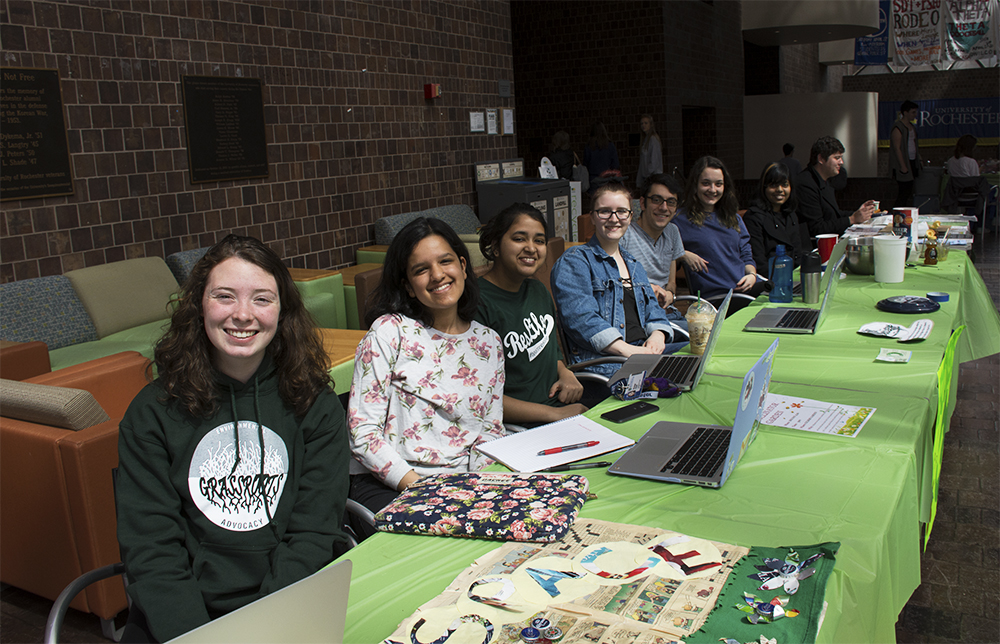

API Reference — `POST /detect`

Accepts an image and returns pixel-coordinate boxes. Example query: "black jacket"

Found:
[743,204,805,278]
[796,165,853,248]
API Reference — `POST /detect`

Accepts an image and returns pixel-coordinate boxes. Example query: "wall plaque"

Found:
[181,75,268,183]
[0,68,74,202]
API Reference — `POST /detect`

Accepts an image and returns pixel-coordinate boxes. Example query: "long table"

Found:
[336,251,999,643]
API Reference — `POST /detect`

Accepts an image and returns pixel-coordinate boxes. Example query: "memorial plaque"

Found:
[1,68,74,201]
[181,75,268,184]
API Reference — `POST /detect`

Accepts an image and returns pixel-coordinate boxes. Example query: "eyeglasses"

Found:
[646,195,678,208]
[594,208,633,220]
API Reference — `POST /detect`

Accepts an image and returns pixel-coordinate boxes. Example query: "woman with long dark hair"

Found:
[743,162,806,277]
[116,235,349,642]
[475,203,586,426]
[348,218,504,520]
[674,156,759,298]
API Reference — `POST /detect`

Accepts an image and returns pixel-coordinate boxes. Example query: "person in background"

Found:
[549,130,575,181]
[743,162,805,278]
[116,235,349,643]
[636,114,663,190]
[552,182,687,379]
[348,218,504,525]
[946,134,980,177]
[475,203,586,427]
[780,143,802,184]
[796,136,875,249]
[890,100,922,208]
[674,156,761,300]
[583,121,620,187]
[620,173,687,333]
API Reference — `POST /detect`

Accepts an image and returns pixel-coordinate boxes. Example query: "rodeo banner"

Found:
[892,0,999,66]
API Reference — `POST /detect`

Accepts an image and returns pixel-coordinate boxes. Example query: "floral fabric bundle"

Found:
[373,471,590,542]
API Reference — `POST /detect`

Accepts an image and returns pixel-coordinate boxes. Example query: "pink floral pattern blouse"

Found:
[348,314,506,490]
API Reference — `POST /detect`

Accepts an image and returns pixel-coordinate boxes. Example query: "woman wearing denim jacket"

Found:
[552,182,688,380]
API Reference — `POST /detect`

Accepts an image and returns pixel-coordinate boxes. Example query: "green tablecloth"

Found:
[340,381,928,643]
[705,251,999,523]
[336,251,997,644]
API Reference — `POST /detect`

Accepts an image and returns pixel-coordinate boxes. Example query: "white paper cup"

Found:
[873,235,906,283]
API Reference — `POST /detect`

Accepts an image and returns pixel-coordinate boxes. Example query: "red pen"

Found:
[537,440,599,456]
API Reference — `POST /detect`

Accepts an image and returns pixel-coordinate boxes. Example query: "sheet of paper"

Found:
[760,394,875,438]
[476,416,634,472]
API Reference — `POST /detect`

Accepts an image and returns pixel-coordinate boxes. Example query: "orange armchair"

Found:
[1,351,149,621]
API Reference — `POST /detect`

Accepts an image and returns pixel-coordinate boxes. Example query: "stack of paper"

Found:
[476,415,634,472]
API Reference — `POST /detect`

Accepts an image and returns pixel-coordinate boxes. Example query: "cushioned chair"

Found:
[0,275,99,350]
[0,340,51,380]
[165,246,210,285]
[941,175,988,217]
[373,205,481,245]
[0,352,149,632]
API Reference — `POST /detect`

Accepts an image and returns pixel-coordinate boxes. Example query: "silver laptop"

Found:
[608,291,732,392]
[166,559,352,644]
[608,338,778,488]
[743,250,846,335]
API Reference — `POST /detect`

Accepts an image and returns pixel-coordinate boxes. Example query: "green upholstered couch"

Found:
[0,258,180,371]
[1,254,352,373]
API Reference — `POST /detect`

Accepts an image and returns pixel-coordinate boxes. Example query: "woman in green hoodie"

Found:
[116,235,350,642]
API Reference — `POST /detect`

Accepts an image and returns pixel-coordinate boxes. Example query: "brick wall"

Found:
[510,0,745,188]
[0,0,518,282]
[779,43,823,94]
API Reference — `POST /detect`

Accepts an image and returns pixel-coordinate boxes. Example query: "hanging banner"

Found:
[941,0,999,62]
[856,0,892,64]
[892,0,943,66]
[878,97,1000,147]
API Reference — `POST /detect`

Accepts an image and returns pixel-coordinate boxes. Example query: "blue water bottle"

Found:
[768,245,794,303]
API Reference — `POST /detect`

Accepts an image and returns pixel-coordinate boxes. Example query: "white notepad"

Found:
[475,415,634,472]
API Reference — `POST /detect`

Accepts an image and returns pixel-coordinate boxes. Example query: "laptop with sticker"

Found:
[607,338,778,488]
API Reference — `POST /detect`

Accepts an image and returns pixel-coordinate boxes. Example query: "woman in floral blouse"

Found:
[347,217,505,530]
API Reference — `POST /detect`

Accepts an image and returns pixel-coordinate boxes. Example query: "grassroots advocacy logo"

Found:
[188,421,288,532]
[503,312,553,362]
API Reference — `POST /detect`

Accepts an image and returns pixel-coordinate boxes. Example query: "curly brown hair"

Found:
[154,235,331,418]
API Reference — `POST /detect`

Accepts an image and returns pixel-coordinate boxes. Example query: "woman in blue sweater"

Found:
[674,156,760,299]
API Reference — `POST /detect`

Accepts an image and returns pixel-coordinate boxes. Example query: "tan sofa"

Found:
[0,352,149,621]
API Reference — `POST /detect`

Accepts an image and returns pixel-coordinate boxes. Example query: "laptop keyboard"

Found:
[661,426,731,478]
[649,355,699,384]
[776,308,819,329]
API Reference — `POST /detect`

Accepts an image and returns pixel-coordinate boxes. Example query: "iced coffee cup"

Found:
[685,299,718,356]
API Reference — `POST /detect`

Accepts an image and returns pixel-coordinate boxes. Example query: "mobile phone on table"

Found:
[600,401,658,424]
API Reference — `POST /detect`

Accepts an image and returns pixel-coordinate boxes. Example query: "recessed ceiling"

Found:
[744,23,878,47]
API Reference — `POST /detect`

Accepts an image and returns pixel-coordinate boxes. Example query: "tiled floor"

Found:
[3,236,998,644]
[895,232,1000,644]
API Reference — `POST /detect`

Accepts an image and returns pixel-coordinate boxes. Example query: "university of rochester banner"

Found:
[878,97,1000,147]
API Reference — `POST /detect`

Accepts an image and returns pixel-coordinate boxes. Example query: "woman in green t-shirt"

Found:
[475,203,587,426]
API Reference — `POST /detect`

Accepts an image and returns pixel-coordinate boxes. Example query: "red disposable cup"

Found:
[817,234,839,263]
